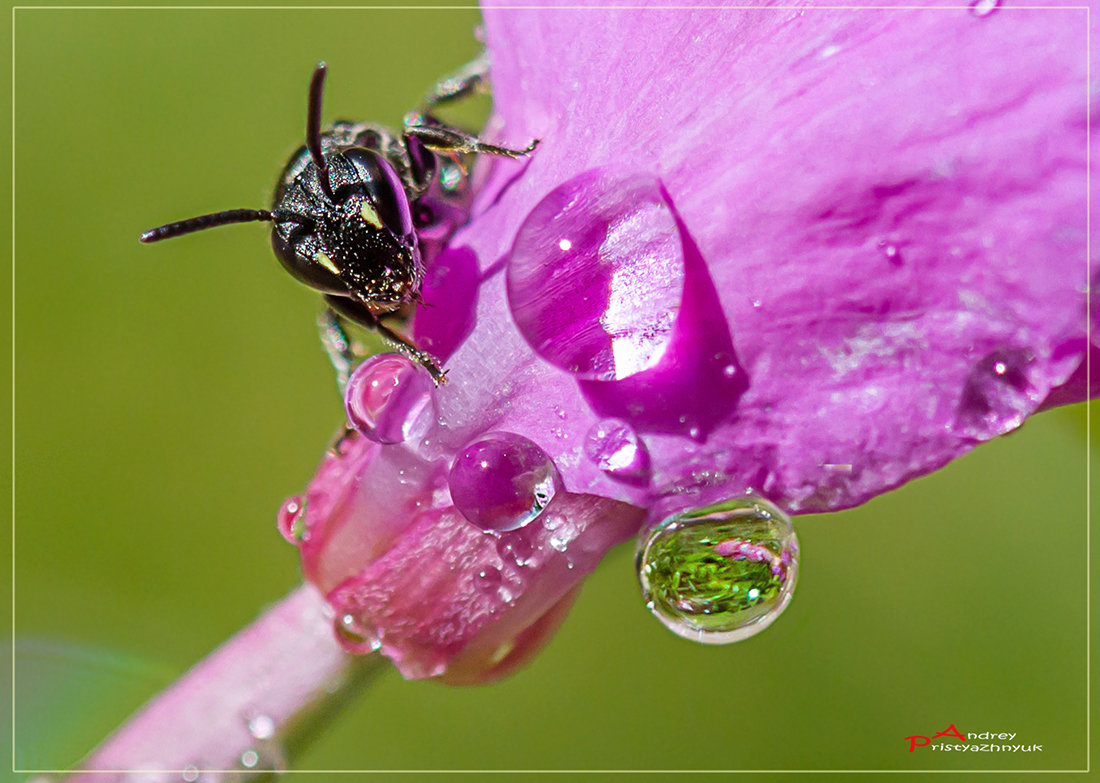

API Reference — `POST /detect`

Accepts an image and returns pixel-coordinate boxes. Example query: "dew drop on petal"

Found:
[344,353,434,444]
[276,495,308,545]
[507,168,685,381]
[333,612,381,654]
[247,713,276,741]
[234,740,286,775]
[969,0,999,17]
[637,496,799,644]
[449,432,563,532]
[955,347,1040,438]
[475,565,503,591]
[497,532,537,567]
[584,418,650,480]
[475,566,514,602]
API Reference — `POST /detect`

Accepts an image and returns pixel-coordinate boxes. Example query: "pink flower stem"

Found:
[70,585,381,778]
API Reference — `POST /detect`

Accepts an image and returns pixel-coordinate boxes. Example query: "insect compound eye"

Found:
[269,214,346,295]
[340,147,415,242]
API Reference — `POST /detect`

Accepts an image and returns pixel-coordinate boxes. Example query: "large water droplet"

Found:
[449,432,563,532]
[507,168,684,380]
[344,353,434,444]
[956,347,1039,438]
[584,418,650,481]
[276,495,308,544]
[969,0,999,17]
[637,496,799,644]
[333,612,381,654]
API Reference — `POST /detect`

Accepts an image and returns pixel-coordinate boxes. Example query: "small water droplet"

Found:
[334,613,381,654]
[969,0,999,17]
[584,418,650,480]
[956,347,1038,438]
[230,739,286,777]
[507,168,684,380]
[497,533,537,566]
[344,353,434,444]
[475,566,503,591]
[276,495,308,544]
[637,496,799,644]
[248,713,276,741]
[449,432,563,532]
[877,239,902,264]
[181,768,199,783]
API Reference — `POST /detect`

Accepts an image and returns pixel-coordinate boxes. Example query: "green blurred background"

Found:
[6,4,1093,779]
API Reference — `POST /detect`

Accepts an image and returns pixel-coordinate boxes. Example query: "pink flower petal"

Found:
[297,3,1090,679]
[431,3,1089,513]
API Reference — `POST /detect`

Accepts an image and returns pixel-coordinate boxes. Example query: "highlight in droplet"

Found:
[584,418,650,481]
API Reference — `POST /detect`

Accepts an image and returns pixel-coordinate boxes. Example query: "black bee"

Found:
[141,59,537,384]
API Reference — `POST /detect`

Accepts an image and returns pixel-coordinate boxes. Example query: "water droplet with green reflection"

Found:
[637,496,799,644]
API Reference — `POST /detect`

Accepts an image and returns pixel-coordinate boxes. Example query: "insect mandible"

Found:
[141,59,538,385]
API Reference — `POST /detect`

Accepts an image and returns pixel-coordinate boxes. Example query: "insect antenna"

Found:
[140,209,275,243]
[307,61,335,202]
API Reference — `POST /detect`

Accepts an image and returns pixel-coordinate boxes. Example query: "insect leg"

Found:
[317,308,357,394]
[403,121,539,160]
[421,52,490,109]
[323,295,448,385]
